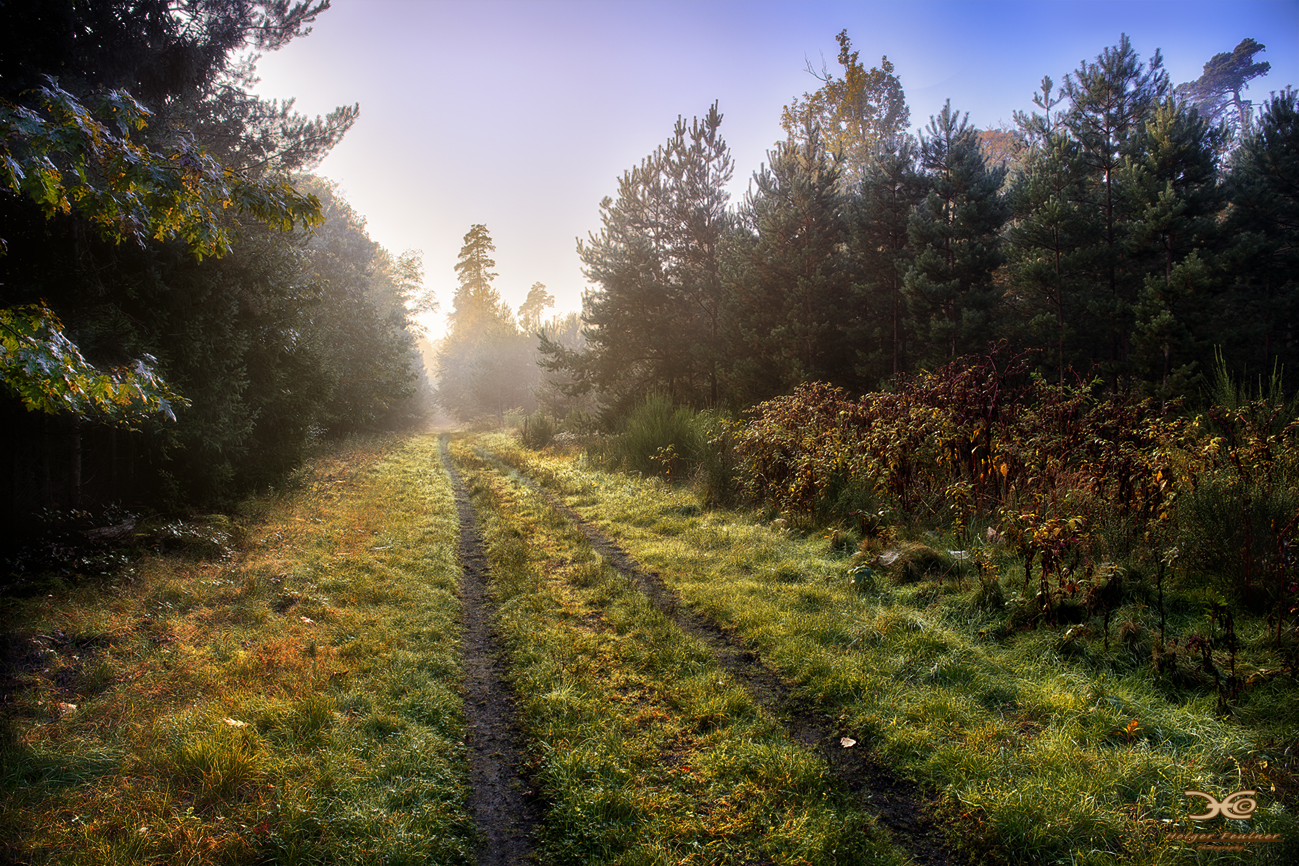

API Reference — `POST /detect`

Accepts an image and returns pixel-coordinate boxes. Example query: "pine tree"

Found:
[1004,121,1093,381]
[1217,91,1299,378]
[1061,35,1169,374]
[448,224,511,337]
[850,134,923,382]
[517,282,555,333]
[436,224,532,423]
[572,104,733,411]
[905,101,1008,366]
[1178,38,1270,142]
[1123,99,1224,394]
[724,122,851,402]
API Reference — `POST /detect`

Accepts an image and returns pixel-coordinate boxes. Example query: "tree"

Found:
[1123,99,1224,394]
[0,0,372,515]
[1004,123,1093,381]
[436,224,535,423]
[850,133,924,382]
[301,179,430,433]
[1216,91,1299,378]
[725,122,853,402]
[1062,35,1169,373]
[976,127,1024,172]
[1178,38,1270,141]
[517,281,555,333]
[448,223,509,335]
[781,29,910,191]
[568,103,733,412]
[535,311,593,421]
[0,0,342,426]
[905,101,1008,365]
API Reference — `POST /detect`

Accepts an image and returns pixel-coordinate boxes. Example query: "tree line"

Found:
[1,0,432,523]
[538,31,1296,419]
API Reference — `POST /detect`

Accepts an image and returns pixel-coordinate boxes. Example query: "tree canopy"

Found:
[2,0,432,516]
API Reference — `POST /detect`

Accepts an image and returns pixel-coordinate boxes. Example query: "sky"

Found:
[250,0,1299,338]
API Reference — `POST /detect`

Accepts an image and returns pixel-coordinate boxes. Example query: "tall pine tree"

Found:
[724,122,852,402]
[850,133,924,382]
[569,104,733,412]
[1062,35,1169,375]
[905,101,1008,366]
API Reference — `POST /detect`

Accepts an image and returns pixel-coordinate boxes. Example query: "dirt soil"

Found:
[496,456,959,866]
[441,439,539,865]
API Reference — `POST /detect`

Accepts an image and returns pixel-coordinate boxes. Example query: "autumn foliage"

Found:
[734,351,1298,626]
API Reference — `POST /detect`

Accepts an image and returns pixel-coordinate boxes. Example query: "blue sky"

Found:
[251,0,1299,336]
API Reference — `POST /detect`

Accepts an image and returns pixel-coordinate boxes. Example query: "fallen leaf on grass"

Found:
[840,737,857,748]
[223,718,248,728]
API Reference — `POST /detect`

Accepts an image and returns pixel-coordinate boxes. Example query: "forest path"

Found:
[471,445,958,866]
[441,438,539,865]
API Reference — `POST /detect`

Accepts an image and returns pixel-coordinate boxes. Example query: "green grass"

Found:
[478,431,1299,866]
[7,429,1294,864]
[0,435,476,865]
[451,437,907,865]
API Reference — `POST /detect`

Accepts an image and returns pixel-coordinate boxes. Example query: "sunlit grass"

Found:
[451,437,905,865]
[480,431,1299,865]
[0,435,476,865]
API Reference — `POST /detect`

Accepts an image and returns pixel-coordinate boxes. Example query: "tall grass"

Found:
[609,392,705,479]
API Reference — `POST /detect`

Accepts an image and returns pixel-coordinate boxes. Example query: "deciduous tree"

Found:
[781,30,910,191]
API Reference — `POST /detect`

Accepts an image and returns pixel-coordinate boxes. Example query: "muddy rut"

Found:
[440,439,537,865]
[480,449,959,866]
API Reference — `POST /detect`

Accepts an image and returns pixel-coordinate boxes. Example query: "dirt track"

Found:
[441,438,538,865]
[476,447,958,866]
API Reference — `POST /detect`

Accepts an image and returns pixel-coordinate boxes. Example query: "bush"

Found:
[1175,472,1299,609]
[520,412,556,449]
[693,410,741,506]
[612,393,704,480]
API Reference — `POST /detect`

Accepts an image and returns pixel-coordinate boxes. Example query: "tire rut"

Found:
[441,439,538,866]
[483,451,959,866]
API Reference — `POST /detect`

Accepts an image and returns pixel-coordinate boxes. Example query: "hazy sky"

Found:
[251,0,1299,337]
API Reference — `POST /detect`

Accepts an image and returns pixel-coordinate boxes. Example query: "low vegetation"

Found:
[485,427,1299,864]
[0,437,475,865]
[451,439,905,864]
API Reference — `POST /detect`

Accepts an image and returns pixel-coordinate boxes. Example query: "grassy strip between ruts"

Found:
[449,437,909,865]
[0,435,475,865]
[475,432,1299,866]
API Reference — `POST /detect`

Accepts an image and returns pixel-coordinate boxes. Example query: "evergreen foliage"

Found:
[435,224,540,424]
[905,100,1009,366]
[725,122,853,402]
[850,134,924,383]
[536,32,1293,427]
[570,103,733,413]
[1177,37,1271,141]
